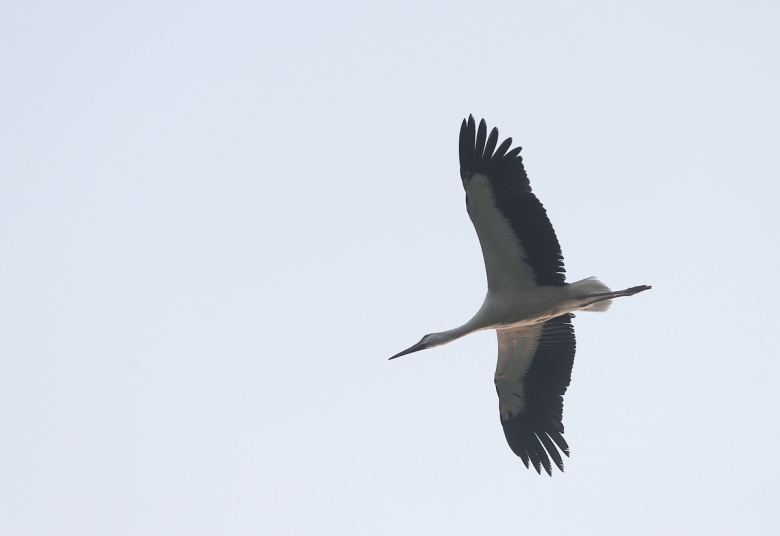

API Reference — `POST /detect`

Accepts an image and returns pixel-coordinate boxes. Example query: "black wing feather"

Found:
[483,127,499,162]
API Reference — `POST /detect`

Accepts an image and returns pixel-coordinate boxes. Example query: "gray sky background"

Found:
[2,1,779,534]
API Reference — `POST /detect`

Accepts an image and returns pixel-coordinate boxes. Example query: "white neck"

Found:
[427,317,487,348]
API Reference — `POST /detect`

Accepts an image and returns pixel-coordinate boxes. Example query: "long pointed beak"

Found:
[389,341,427,360]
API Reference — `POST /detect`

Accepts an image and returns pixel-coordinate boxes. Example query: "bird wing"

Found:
[459,115,566,290]
[494,314,576,475]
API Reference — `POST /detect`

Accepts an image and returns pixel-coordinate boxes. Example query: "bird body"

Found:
[390,116,650,475]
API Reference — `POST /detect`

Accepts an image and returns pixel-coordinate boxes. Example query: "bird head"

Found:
[389,333,446,360]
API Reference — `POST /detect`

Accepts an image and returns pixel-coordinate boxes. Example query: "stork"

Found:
[390,115,650,475]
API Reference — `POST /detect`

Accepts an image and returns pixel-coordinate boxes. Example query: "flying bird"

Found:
[390,115,650,475]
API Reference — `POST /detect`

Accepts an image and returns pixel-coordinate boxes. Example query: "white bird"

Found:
[390,115,650,475]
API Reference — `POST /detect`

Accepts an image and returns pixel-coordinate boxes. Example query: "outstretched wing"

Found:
[494,314,576,475]
[459,115,566,290]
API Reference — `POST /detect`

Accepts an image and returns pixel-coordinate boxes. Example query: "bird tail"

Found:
[569,277,652,313]
[570,277,613,312]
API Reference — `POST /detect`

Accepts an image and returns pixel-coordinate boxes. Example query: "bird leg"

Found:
[580,284,651,308]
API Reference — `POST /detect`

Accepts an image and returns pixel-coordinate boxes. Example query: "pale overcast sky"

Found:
[2,1,779,534]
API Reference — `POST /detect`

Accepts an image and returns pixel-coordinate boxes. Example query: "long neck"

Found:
[430,318,485,348]
[430,293,499,348]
